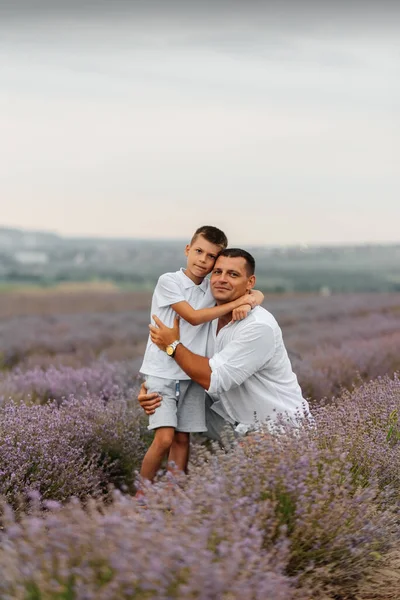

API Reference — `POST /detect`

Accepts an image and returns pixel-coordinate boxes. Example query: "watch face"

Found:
[166,345,174,356]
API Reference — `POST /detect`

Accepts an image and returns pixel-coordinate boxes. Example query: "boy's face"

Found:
[184,234,222,283]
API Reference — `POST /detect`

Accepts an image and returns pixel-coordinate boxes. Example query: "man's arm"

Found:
[172,344,211,389]
[149,315,212,388]
[207,324,275,395]
[150,315,275,396]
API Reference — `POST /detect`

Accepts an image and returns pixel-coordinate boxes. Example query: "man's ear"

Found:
[184,244,190,257]
[247,275,256,291]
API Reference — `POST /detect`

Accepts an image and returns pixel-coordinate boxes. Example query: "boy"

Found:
[137,226,263,488]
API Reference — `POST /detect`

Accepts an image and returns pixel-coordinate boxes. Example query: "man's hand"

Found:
[149,315,180,351]
[137,382,162,415]
[232,304,252,322]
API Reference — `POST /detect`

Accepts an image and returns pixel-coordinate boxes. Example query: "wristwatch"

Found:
[166,340,181,357]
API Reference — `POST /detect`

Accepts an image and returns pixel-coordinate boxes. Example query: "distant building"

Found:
[319,286,332,297]
[74,253,86,265]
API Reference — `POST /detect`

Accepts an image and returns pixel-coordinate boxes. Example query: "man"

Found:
[139,248,311,441]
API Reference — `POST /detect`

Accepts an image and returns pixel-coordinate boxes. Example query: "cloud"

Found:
[2,0,399,79]
[2,0,400,30]
[0,0,399,244]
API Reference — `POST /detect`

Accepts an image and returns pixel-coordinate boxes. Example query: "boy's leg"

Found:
[169,381,207,474]
[168,431,190,474]
[140,426,176,482]
[137,376,178,488]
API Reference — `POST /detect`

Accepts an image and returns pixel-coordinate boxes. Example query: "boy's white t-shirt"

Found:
[139,268,214,380]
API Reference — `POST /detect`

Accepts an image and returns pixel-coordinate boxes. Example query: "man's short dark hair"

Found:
[191,226,228,249]
[218,248,256,276]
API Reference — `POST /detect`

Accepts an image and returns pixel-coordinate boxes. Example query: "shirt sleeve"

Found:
[207,321,275,395]
[154,274,186,308]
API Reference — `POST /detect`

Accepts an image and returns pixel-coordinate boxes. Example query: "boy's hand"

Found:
[236,293,257,309]
[232,304,252,322]
[149,315,180,351]
[137,382,162,415]
[249,289,264,307]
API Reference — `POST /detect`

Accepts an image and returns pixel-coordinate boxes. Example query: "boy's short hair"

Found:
[218,248,256,276]
[190,226,228,249]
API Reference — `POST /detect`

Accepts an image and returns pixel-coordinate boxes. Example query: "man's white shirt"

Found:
[206,306,311,427]
[140,269,213,380]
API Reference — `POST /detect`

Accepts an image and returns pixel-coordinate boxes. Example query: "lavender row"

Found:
[1,293,399,371]
[284,310,400,352]
[0,393,148,506]
[1,328,399,408]
[0,360,141,405]
[0,310,150,369]
[0,375,399,598]
[293,330,400,399]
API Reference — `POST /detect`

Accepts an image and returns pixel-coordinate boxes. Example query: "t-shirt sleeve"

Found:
[154,273,186,308]
[207,321,275,395]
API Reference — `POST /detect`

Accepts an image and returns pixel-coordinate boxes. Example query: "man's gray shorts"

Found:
[146,375,207,433]
[203,394,235,443]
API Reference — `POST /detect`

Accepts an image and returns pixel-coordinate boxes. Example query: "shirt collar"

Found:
[177,268,209,292]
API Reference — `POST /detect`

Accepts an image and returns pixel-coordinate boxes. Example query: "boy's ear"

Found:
[184,244,190,256]
[246,275,256,291]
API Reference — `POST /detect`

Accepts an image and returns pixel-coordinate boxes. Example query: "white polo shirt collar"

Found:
[177,268,209,293]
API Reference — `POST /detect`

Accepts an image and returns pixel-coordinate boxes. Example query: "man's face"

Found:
[210,255,255,304]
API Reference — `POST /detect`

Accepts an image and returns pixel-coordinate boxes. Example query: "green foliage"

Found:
[386,410,400,443]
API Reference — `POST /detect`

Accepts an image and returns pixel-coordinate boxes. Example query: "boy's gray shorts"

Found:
[145,375,207,433]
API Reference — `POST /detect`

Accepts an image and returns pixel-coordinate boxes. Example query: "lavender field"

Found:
[0,289,400,599]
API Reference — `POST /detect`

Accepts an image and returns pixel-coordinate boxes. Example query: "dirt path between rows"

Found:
[356,551,400,600]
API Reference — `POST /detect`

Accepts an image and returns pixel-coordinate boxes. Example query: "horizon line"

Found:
[1,224,399,250]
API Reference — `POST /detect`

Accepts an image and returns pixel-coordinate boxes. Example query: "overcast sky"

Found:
[0,1,399,245]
